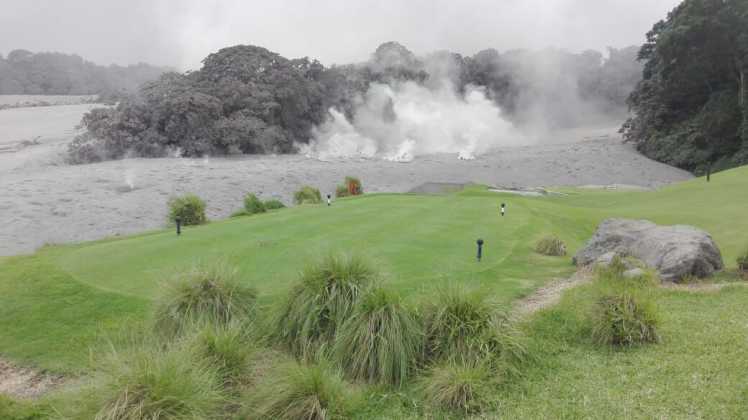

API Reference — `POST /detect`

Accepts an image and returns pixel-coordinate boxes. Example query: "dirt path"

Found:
[513,269,593,316]
[0,357,63,399]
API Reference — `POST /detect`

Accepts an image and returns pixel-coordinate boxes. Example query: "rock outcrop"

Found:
[574,219,723,282]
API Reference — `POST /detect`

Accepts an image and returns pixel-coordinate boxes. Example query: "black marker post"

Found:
[476,239,484,262]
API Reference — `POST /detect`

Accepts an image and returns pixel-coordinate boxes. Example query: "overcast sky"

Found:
[1,0,681,70]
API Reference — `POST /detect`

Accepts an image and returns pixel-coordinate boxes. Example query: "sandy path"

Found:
[0,104,693,257]
[0,357,63,399]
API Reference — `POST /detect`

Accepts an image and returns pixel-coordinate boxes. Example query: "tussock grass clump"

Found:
[95,347,226,420]
[263,199,286,210]
[333,288,422,386]
[273,254,378,359]
[590,291,661,346]
[154,262,257,337]
[294,186,322,205]
[168,194,207,226]
[420,360,495,415]
[737,245,748,276]
[335,176,363,198]
[243,193,267,215]
[422,287,527,369]
[534,235,567,256]
[248,362,351,420]
[188,323,253,387]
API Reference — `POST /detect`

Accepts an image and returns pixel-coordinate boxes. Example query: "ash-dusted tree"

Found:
[623,0,748,173]
[70,45,329,162]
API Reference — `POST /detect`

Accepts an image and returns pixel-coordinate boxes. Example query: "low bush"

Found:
[534,235,567,256]
[95,347,226,420]
[263,199,286,210]
[188,323,253,387]
[168,194,207,226]
[247,362,351,419]
[243,193,266,215]
[335,177,363,198]
[420,360,495,415]
[590,291,660,346]
[273,254,378,359]
[333,287,422,386]
[153,262,258,337]
[294,186,322,205]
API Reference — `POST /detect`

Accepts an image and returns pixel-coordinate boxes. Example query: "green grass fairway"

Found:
[0,166,747,418]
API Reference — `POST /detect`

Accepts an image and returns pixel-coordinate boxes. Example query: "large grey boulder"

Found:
[573,219,723,282]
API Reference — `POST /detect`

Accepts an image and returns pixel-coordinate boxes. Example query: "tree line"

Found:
[0,49,169,98]
[68,42,643,163]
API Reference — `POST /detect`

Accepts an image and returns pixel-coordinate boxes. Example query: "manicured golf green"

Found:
[0,166,747,418]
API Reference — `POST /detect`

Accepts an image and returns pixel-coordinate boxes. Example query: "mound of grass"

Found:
[422,287,527,370]
[294,186,322,205]
[188,323,253,387]
[273,254,378,359]
[95,346,226,420]
[336,177,363,198]
[153,262,258,337]
[168,194,207,226]
[333,287,422,386]
[534,235,567,256]
[737,245,748,275]
[590,290,661,346]
[243,193,267,215]
[420,359,495,415]
[247,362,351,420]
[263,199,286,210]
[422,286,496,362]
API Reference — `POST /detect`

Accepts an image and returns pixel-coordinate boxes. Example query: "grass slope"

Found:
[0,166,746,416]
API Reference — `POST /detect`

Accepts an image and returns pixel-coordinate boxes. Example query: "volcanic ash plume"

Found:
[305,81,526,162]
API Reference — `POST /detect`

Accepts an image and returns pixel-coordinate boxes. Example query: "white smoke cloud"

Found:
[304,81,526,161]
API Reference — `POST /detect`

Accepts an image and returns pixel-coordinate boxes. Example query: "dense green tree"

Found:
[623,0,748,173]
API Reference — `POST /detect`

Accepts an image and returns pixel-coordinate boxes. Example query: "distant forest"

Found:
[0,49,169,97]
[67,42,642,163]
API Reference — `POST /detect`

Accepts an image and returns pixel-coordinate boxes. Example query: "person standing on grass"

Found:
[327,194,332,206]
[500,202,506,216]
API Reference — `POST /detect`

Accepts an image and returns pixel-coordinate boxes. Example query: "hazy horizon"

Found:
[1,0,681,70]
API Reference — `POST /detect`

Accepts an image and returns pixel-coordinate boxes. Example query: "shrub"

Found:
[590,291,660,346]
[188,323,253,387]
[153,262,258,337]
[243,193,266,215]
[420,360,495,415]
[247,362,351,420]
[335,184,350,198]
[336,177,363,198]
[273,255,378,359]
[534,235,567,256]
[333,288,422,386]
[737,245,748,275]
[263,199,286,210]
[168,194,207,226]
[95,347,226,420]
[294,186,322,205]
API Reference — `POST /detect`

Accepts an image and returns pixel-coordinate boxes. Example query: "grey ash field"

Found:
[0,98,690,256]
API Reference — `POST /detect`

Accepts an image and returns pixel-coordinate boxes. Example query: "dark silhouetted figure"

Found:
[500,203,506,216]
[476,239,484,262]
[327,194,332,206]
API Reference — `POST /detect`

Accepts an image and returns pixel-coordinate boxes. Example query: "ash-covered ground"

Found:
[0,99,692,256]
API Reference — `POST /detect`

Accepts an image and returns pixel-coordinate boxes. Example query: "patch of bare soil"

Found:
[513,269,593,316]
[0,357,63,399]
